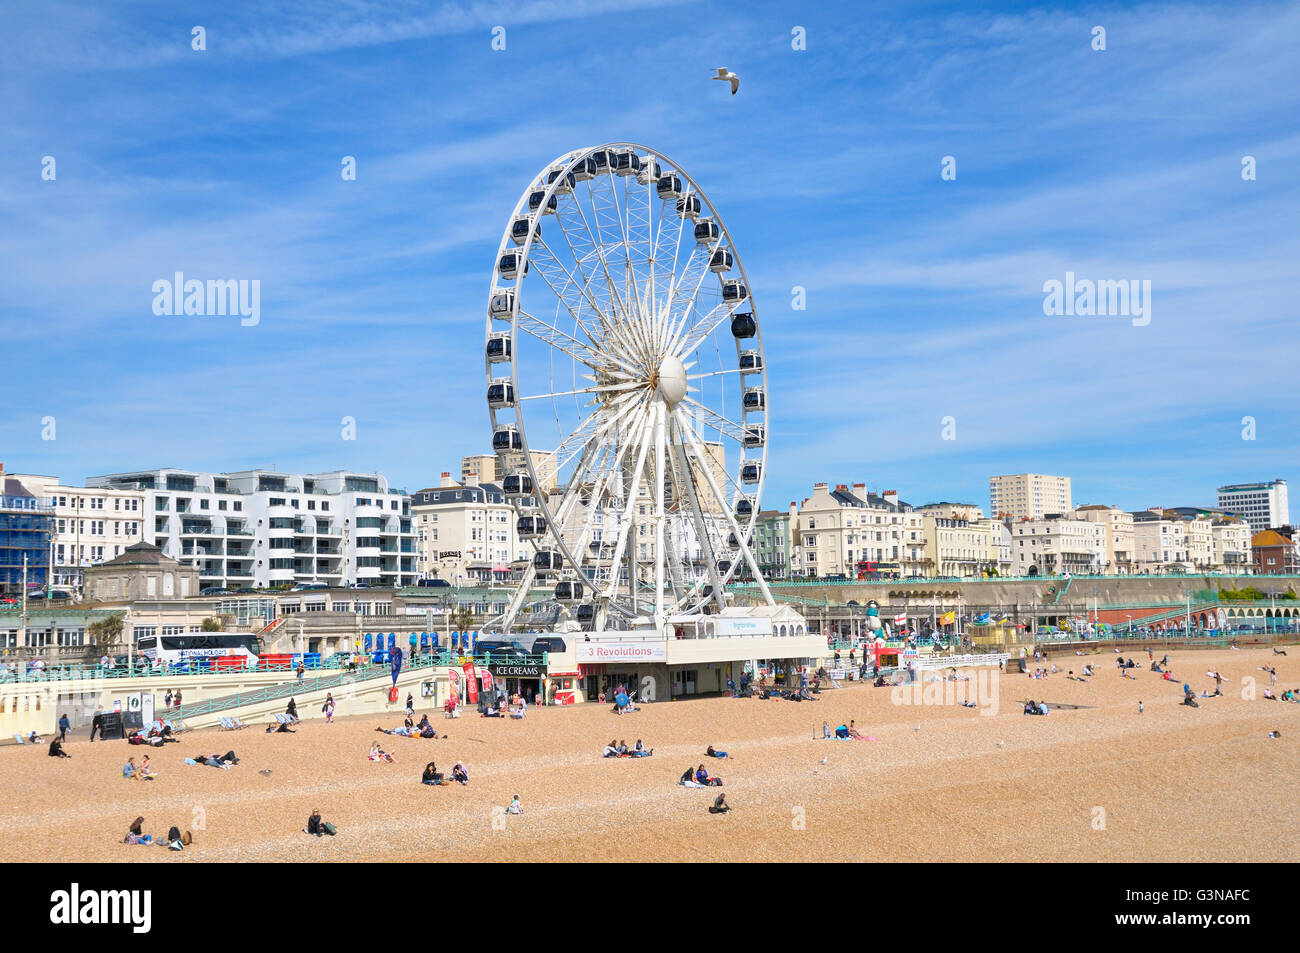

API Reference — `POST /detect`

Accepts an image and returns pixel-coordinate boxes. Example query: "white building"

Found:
[1071,505,1135,574]
[1131,511,1189,572]
[411,475,526,585]
[1211,518,1252,571]
[790,483,926,578]
[85,468,417,590]
[1216,480,1289,533]
[1011,515,1106,575]
[7,474,146,591]
[989,473,1072,521]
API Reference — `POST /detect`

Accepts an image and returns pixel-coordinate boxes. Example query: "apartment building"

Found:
[1011,515,1106,575]
[989,473,1072,521]
[0,466,53,596]
[1211,518,1252,570]
[1217,480,1289,532]
[85,468,417,589]
[411,474,524,585]
[7,474,146,590]
[753,510,792,579]
[1131,510,1190,572]
[1070,505,1135,574]
[916,504,998,577]
[790,483,926,578]
[1251,529,1298,575]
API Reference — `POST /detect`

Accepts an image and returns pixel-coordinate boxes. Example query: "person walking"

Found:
[89,709,103,743]
[296,663,305,685]
[323,693,335,724]
[58,712,70,742]
[164,689,173,708]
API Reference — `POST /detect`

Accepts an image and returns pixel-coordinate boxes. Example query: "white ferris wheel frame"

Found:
[485,142,776,632]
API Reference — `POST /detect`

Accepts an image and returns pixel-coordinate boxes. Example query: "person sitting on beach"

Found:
[421,762,445,785]
[48,738,70,758]
[834,724,850,740]
[706,745,728,759]
[124,816,152,846]
[1082,664,1094,676]
[873,675,887,687]
[847,721,866,740]
[482,706,502,718]
[1037,702,1048,716]
[452,762,469,785]
[139,755,157,780]
[404,714,415,731]
[305,808,335,836]
[505,794,523,815]
[708,793,730,814]
[679,767,706,788]
[419,723,437,739]
[417,714,431,731]
[631,739,652,757]
[1263,688,1277,700]
[1151,661,1164,673]
[821,722,832,739]
[615,739,629,756]
[510,699,527,719]
[603,740,620,758]
[368,743,395,763]
[695,764,722,787]
[285,699,299,723]
[124,757,142,779]
[1023,700,1037,715]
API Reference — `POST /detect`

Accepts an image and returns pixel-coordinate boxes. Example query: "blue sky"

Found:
[1,0,1296,514]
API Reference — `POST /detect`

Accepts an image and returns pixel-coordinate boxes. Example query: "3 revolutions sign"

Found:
[576,640,667,664]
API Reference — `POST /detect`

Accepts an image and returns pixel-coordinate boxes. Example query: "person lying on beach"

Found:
[1151,662,1164,673]
[48,738,70,758]
[708,793,730,814]
[267,722,296,733]
[421,762,446,784]
[368,743,395,763]
[1121,671,1137,680]
[452,762,469,785]
[189,751,236,769]
[630,739,652,757]
[1273,647,1288,656]
[706,745,728,758]
[376,725,415,737]
[419,724,437,738]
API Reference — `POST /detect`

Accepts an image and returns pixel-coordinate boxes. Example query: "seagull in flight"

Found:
[712,67,739,95]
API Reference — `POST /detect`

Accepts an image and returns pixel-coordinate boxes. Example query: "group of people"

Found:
[822,721,869,740]
[1023,700,1049,716]
[122,755,158,779]
[125,816,191,851]
[679,764,723,787]
[420,761,469,785]
[602,739,653,758]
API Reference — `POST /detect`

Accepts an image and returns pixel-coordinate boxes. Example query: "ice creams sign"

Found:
[576,641,667,663]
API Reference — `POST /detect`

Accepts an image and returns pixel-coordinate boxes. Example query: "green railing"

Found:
[0,650,548,686]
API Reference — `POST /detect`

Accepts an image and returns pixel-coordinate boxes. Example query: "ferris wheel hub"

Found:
[655,354,688,407]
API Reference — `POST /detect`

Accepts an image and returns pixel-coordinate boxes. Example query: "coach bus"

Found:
[136,632,261,670]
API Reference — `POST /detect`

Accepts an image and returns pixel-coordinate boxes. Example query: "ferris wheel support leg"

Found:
[501,562,538,634]
[667,413,727,612]
[653,400,667,632]
[673,408,776,608]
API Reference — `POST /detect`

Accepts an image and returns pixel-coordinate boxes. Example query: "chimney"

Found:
[814,482,827,490]
[883,490,898,505]
[835,484,848,491]
[852,482,866,493]
[440,471,454,488]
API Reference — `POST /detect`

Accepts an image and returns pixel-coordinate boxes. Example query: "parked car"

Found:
[201,587,231,596]
[416,578,451,588]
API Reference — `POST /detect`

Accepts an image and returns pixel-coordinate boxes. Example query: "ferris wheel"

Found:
[485,142,776,632]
